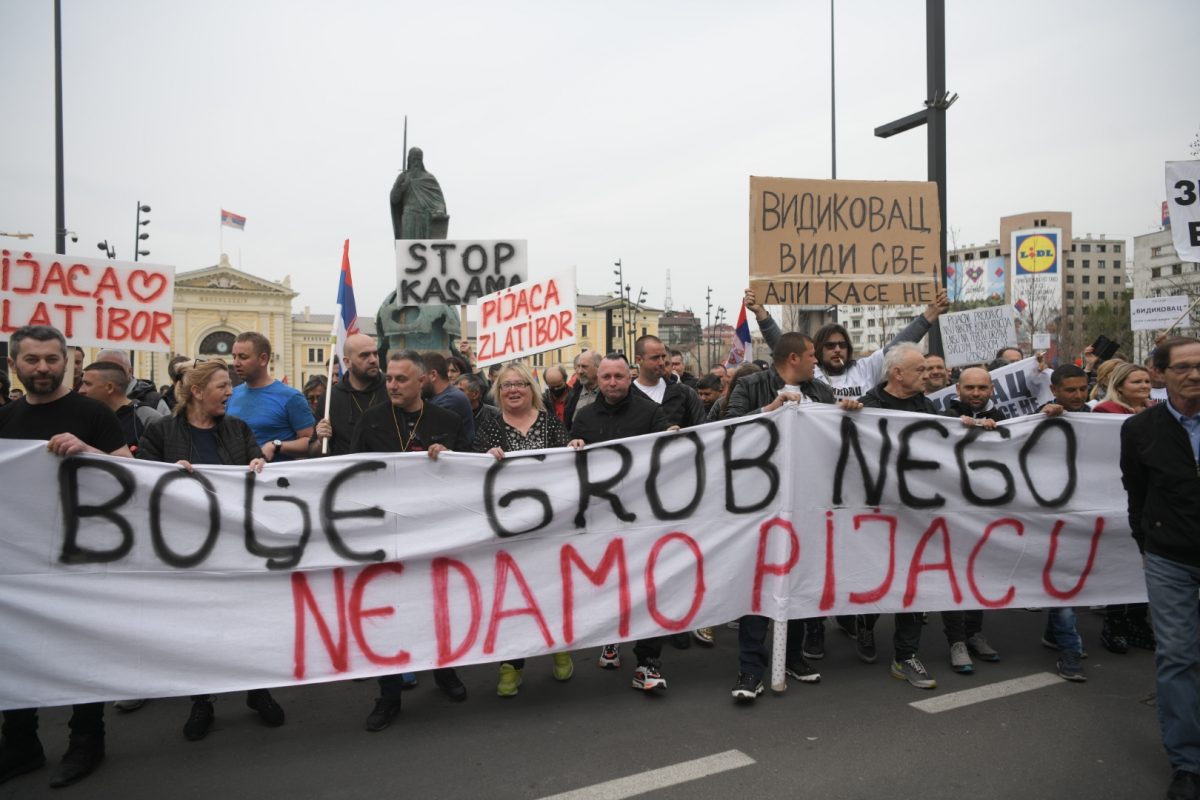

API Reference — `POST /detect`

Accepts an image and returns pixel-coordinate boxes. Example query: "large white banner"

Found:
[0,406,1143,707]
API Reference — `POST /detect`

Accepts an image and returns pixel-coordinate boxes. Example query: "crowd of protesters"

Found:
[1,297,1197,798]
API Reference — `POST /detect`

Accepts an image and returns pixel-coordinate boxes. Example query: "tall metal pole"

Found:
[926,0,948,355]
[54,0,65,255]
[830,0,836,180]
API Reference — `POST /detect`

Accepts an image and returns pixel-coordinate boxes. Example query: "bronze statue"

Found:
[377,146,461,352]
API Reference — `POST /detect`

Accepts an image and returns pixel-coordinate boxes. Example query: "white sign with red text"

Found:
[0,249,174,351]
[0,407,1145,708]
[475,269,576,368]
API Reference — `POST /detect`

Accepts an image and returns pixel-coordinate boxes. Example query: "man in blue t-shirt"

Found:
[420,351,475,444]
[227,332,314,462]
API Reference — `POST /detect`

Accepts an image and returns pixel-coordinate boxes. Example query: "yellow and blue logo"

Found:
[1015,232,1058,274]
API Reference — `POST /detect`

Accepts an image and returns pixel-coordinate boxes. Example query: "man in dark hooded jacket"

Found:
[310,333,388,456]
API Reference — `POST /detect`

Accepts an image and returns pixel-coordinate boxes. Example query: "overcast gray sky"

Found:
[2,0,1196,327]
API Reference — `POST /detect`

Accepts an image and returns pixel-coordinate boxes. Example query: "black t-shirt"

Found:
[187,423,223,465]
[350,400,470,454]
[0,391,126,453]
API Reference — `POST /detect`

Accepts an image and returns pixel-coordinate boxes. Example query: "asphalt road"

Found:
[1,608,1165,800]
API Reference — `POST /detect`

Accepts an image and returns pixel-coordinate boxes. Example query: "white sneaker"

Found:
[597,644,621,669]
[631,662,666,691]
[949,642,974,674]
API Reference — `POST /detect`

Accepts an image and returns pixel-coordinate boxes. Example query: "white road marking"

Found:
[536,749,756,800]
[909,672,1064,714]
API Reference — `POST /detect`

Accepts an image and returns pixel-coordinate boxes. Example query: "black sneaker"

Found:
[1126,621,1157,651]
[856,625,878,663]
[1167,769,1200,800]
[1056,651,1087,682]
[731,673,764,701]
[47,734,104,788]
[365,697,403,732]
[835,616,857,638]
[670,632,692,650]
[434,669,468,702]
[246,689,285,727]
[183,699,215,741]
[785,658,821,683]
[1100,621,1128,655]
[0,740,46,786]
[802,624,826,660]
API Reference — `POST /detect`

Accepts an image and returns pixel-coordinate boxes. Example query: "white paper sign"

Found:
[939,305,1018,368]
[0,249,175,351]
[474,270,576,368]
[1165,161,1200,262]
[1033,333,1052,350]
[395,239,527,305]
[928,356,1054,418]
[1130,295,1190,331]
[0,408,1145,707]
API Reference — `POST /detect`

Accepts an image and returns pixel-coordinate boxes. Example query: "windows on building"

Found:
[1082,275,1090,284]
[1067,290,1075,300]
[1080,244,1091,252]
[1082,260,1090,269]
[1114,244,1122,253]
[1098,275,1106,284]
[307,347,325,364]
[1066,274,1075,284]
[1083,291,1091,300]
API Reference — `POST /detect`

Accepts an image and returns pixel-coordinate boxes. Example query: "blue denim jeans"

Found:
[1044,607,1082,654]
[1145,552,1200,773]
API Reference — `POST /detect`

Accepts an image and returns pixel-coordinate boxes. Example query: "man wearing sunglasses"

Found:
[743,287,950,402]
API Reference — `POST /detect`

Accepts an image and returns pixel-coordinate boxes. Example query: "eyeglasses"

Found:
[822,341,849,350]
[499,381,530,390]
[1165,363,1200,376]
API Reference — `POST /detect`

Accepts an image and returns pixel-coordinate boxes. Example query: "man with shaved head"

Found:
[96,348,169,414]
[311,333,387,456]
[943,366,1006,430]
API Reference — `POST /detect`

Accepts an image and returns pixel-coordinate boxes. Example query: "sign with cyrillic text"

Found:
[395,239,526,305]
[940,305,1018,368]
[749,177,941,306]
[0,250,174,351]
[1130,295,1190,332]
[0,407,1143,707]
[1165,161,1200,262]
[927,356,1053,418]
[475,270,576,368]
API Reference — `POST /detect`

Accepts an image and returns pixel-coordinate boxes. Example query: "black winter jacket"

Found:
[136,413,263,465]
[942,398,1006,423]
[321,373,389,456]
[570,391,669,444]
[1120,403,1200,566]
[859,383,938,414]
[725,366,835,418]
[632,380,707,428]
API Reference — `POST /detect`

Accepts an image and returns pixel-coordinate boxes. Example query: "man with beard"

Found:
[420,351,474,444]
[310,333,387,456]
[350,350,471,731]
[541,365,570,422]
[0,326,130,789]
[924,353,950,394]
[742,287,950,401]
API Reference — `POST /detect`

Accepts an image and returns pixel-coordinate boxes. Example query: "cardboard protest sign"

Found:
[395,239,526,305]
[1130,295,1190,331]
[927,356,1053,418]
[940,305,1017,368]
[749,177,941,306]
[1,249,174,351]
[1165,161,1200,262]
[474,270,576,368]
[0,407,1145,707]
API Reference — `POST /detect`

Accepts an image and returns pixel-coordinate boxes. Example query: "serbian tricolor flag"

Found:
[332,239,359,379]
[724,301,752,366]
[220,209,246,230]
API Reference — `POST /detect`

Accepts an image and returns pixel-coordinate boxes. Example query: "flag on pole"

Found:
[220,209,247,230]
[331,239,359,379]
[723,301,752,366]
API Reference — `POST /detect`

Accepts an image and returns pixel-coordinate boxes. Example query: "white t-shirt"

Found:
[813,349,887,401]
[634,378,667,405]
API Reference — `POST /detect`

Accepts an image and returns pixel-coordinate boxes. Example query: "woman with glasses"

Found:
[473,362,574,696]
[136,360,286,741]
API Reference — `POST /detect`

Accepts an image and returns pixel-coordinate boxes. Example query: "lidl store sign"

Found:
[1014,231,1059,275]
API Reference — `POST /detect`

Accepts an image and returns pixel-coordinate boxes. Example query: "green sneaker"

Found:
[552,652,574,682]
[497,663,522,697]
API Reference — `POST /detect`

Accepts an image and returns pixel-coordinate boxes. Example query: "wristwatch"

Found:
[271,439,283,451]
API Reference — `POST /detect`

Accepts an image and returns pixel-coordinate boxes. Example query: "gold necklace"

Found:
[390,402,424,451]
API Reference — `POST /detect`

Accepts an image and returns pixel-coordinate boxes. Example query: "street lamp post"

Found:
[133,202,151,261]
[704,286,713,372]
[612,260,625,356]
[96,240,115,259]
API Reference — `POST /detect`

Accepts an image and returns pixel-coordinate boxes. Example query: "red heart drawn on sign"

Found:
[127,270,168,303]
